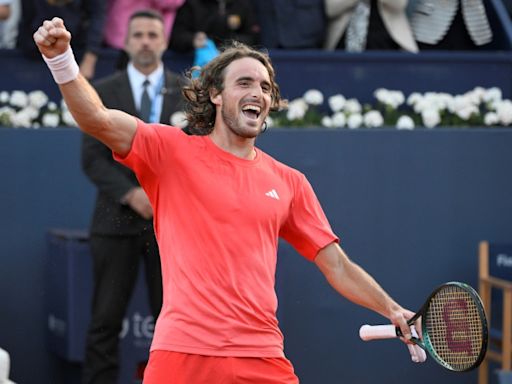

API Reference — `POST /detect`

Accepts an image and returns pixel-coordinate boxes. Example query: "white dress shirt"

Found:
[127,63,165,123]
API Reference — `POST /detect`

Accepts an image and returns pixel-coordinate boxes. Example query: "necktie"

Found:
[140,79,152,122]
[345,0,370,52]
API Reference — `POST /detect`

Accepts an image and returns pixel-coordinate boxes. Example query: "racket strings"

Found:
[425,285,485,371]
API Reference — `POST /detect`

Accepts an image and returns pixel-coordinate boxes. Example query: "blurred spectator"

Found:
[324,0,418,52]
[409,0,493,50]
[103,0,185,50]
[169,0,260,53]
[253,0,326,49]
[0,0,20,48]
[17,0,106,79]
[0,0,10,21]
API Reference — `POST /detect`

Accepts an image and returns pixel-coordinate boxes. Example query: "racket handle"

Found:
[359,324,398,341]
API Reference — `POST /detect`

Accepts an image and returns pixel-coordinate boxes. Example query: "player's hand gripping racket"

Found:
[359,281,488,372]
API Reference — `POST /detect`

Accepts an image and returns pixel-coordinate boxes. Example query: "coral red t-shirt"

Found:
[115,119,338,357]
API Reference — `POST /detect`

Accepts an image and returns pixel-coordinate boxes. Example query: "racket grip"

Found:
[359,324,398,341]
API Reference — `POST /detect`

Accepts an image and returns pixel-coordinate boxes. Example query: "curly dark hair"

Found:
[182,41,287,135]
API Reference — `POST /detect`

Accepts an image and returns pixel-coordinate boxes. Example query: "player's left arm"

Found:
[314,242,414,339]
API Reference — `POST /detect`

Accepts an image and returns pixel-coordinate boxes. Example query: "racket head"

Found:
[420,281,488,372]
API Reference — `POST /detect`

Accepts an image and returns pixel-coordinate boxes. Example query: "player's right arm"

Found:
[33,17,135,157]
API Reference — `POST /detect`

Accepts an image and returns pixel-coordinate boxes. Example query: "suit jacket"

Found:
[81,69,184,236]
[409,0,492,46]
[324,0,418,52]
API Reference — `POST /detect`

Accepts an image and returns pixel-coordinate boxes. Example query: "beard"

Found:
[221,104,264,139]
[132,49,159,68]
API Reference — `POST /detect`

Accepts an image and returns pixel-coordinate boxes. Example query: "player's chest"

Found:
[176,160,291,224]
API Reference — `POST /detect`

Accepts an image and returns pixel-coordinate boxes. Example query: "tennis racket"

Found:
[359,281,488,372]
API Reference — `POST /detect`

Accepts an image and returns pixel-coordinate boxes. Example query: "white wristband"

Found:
[42,47,80,84]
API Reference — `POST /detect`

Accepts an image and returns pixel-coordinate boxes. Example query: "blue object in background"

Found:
[497,370,512,384]
[192,38,219,78]
[45,229,155,384]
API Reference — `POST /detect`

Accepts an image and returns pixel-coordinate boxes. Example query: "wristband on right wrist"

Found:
[42,46,80,84]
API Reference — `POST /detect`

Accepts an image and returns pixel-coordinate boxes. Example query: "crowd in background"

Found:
[0,0,507,80]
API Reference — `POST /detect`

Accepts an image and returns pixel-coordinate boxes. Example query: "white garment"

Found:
[127,63,165,123]
[0,348,16,384]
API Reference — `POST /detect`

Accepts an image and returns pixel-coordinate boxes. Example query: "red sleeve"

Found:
[279,174,339,261]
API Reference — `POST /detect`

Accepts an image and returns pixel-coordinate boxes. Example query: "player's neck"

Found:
[209,128,256,160]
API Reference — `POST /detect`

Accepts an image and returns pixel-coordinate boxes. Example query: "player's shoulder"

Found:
[259,149,305,181]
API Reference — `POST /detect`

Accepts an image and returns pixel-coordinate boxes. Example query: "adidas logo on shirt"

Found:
[265,189,280,200]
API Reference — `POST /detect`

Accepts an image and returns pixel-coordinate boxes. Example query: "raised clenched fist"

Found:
[33,17,71,58]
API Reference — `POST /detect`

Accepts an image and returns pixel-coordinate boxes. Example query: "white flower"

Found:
[374,89,404,109]
[11,109,33,128]
[62,110,78,127]
[448,95,478,116]
[328,94,346,113]
[286,98,308,121]
[0,106,16,124]
[396,115,415,130]
[28,90,49,109]
[0,91,9,104]
[331,112,346,128]
[42,113,60,127]
[464,88,484,106]
[265,116,274,128]
[347,113,363,129]
[344,98,362,114]
[170,111,188,128]
[484,112,499,126]
[432,92,453,111]
[10,90,29,108]
[424,93,445,112]
[455,105,478,121]
[421,108,441,128]
[483,87,502,104]
[303,89,323,106]
[321,116,333,128]
[495,100,512,125]
[406,92,422,106]
[363,110,384,128]
[23,106,40,120]
[48,102,58,111]
[374,88,389,102]
[412,97,432,114]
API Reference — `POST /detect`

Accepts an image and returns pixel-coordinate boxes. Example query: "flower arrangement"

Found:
[0,90,77,128]
[2,87,511,129]
[266,86,512,129]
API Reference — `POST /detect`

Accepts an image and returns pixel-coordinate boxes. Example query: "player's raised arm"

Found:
[33,17,136,157]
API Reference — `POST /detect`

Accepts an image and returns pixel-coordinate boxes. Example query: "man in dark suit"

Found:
[80,9,184,384]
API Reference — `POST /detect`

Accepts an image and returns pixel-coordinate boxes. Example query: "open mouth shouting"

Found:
[241,104,262,122]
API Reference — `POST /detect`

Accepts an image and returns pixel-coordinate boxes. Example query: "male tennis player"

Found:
[34,17,420,383]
